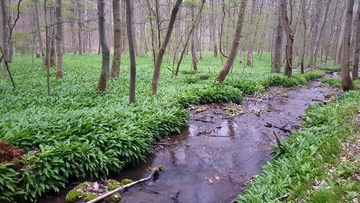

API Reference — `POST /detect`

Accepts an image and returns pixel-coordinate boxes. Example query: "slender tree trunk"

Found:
[97,0,110,92]
[272,6,283,73]
[310,0,332,69]
[280,0,293,77]
[352,0,360,79]
[191,4,198,71]
[78,2,83,55]
[56,0,63,79]
[300,0,307,74]
[1,0,9,76]
[341,0,354,91]
[125,0,136,103]
[111,0,121,78]
[150,0,182,95]
[34,0,45,66]
[210,0,218,57]
[215,0,247,83]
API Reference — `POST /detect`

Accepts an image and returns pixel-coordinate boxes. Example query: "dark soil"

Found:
[0,141,24,164]
[39,79,341,203]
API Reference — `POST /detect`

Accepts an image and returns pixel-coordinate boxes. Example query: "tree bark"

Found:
[300,0,307,74]
[215,0,247,83]
[34,0,45,66]
[341,0,355,91]
[111,0,121,78]
[78,1,83,55]
[150,0,182,95]
[352,0,360,79]
[279,0,293,77]
[1,0,9,76]
[272,6,283,73]
[309,0,332,70]
[56,0,63,79]
[191,4,198,71]
[97,0,110,92]
[125,0,136,103]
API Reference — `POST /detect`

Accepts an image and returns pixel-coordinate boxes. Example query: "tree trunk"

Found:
[210,0,218,57]
[1,0,9,76]
[97,0,110,92]
[215,0,247,83]
[111,0,121,78]
[56,0,63,79]
[352,0,360,79]
[78,1,83,55]
[150,0,182,95]
[191,4,198,71]
[272,6,283,73]
[341,0,355,91]
[300,0,307,74]
[125,0,136,103]
[34,0,45,67]
[279,0,293,77]
[310,0,332,70]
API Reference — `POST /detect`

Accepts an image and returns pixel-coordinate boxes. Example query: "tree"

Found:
[1,0,10,76]
[56,0,63,79]
[125,0,136,103]
[150,0,182,95]
[215,0,247,83]
[96,0,110,92]
[353,0,360,80]
[271,5,283,73]
[279,0,293,77]
[110,0,121,78]
[341,0,354,91]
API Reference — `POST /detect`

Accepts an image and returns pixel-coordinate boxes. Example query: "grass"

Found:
[0,52,327,202]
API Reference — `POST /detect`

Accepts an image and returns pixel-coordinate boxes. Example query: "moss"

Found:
[74,182,88,190]
[121,178,133,185]
[106,179,121,191]
[84,193,99,202]
[104,193,122,202]
[65,190,82,202]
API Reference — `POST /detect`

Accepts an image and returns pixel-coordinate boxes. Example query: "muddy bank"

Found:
[39,80,340,203]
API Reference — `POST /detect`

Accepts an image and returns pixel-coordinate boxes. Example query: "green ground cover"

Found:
[238,65,360,202]
[0,52,326,202]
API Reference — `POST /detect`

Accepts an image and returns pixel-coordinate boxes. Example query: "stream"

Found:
[39,79,340,203]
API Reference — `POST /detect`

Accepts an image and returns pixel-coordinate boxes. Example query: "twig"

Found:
[265,122,292,133]
[87,165,163,203]
[0,47,15,88]
[277,193,290,201]
[152,143,172,146]
[273,131,283,149]
[171,186,181,203]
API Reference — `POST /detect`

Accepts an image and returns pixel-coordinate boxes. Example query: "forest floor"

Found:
[39,78,341,203]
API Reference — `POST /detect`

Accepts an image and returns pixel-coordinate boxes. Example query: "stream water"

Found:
[39,79,340,203]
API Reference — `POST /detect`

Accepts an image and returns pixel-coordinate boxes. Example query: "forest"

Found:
[1,0,360,202]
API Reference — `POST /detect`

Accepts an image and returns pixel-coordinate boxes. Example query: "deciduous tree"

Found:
[341,0,354,91]
[215,0,247,83]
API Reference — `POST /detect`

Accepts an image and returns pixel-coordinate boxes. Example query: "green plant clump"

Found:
[120,178,133,185]
[84,193,99,202]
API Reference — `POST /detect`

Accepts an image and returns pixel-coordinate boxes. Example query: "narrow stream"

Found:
[40,80,339,203]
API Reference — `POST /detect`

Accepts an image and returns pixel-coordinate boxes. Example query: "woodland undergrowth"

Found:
[0,52,326,202]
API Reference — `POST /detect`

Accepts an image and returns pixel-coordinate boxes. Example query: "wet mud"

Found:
[39,79,340,203]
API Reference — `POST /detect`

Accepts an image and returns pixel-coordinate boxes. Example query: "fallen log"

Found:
[86,165,163,203]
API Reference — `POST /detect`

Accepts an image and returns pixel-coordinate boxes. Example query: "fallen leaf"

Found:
[214,175,220,180]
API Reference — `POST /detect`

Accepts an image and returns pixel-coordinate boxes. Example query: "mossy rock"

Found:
[84,193,99,202]
[106,180,121,191]
[65,190,82,202]
[104,193,122,202]
[121,179,133,185]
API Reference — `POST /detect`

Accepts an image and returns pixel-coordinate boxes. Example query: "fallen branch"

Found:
[273,131,283,149]
[86,165,164,203]
[152,143,172,146]
[312,98,331,104]
[265,122,292,133]
[277,193,290,201]
[170,186,181,203]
